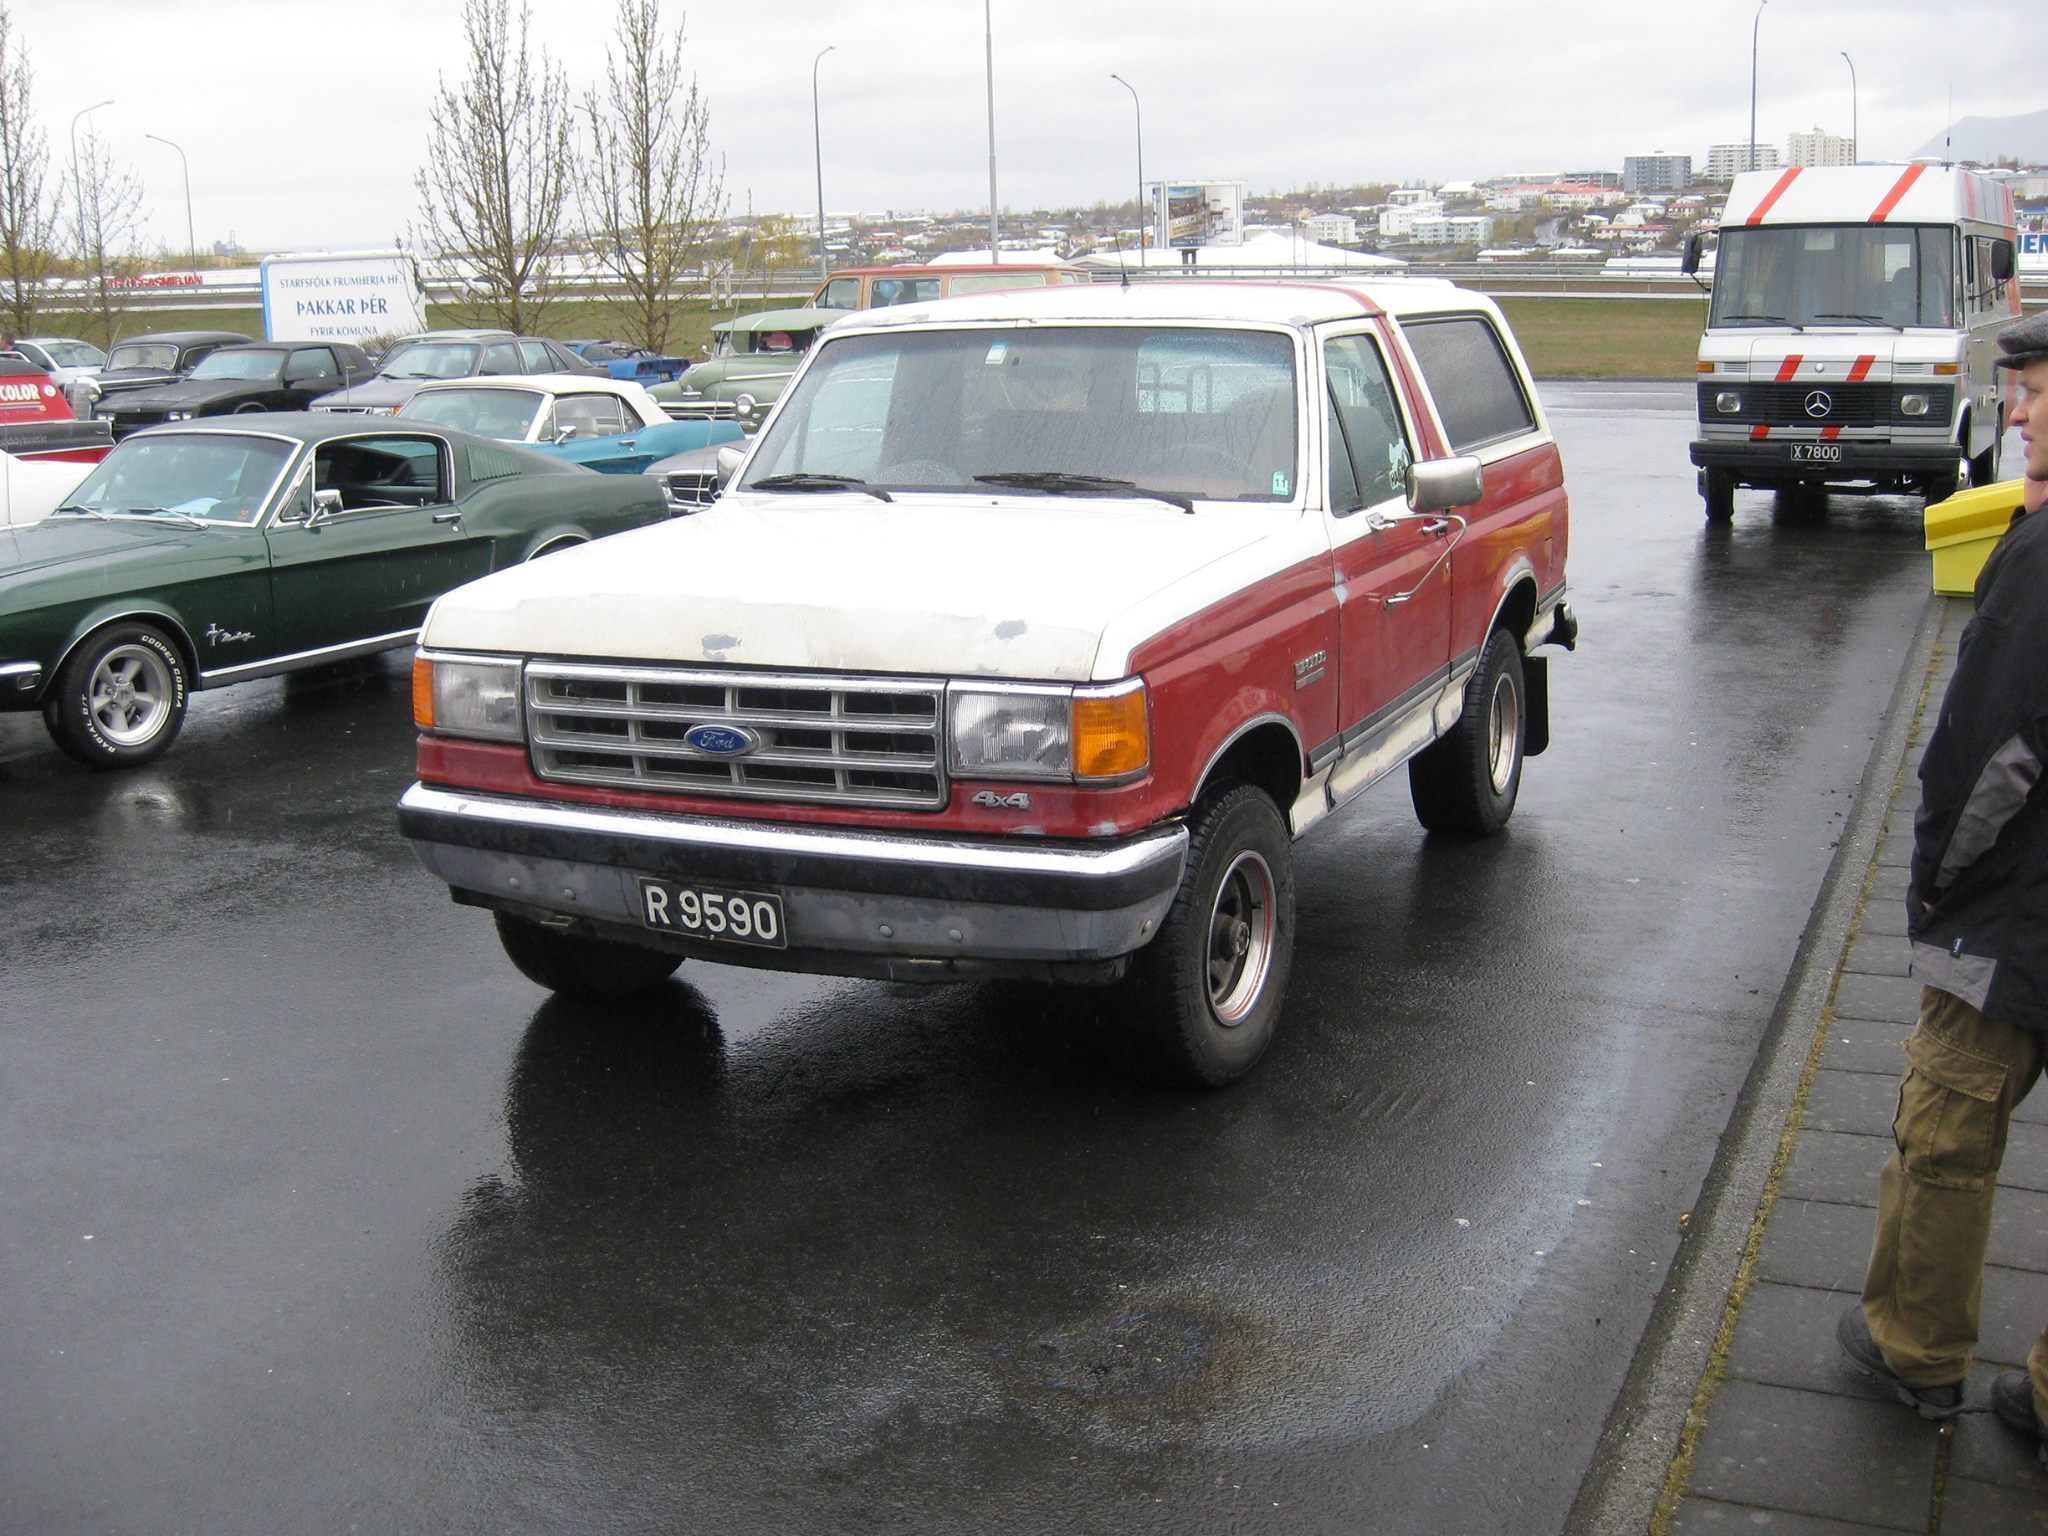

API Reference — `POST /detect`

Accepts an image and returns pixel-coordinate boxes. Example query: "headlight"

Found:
[948,680,1148,782]
[1899,392,1930,417]
[1715,391,1742,414]
[412,651,524,742]
[168,409,193,421]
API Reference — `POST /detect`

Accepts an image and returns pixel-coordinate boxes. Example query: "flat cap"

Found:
[1995,310,2048,368]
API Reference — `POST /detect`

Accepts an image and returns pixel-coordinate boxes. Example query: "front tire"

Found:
[1409,627,1525,837]
[494,912,684,1000]
[1122,784,1295,1088]
[1970,430,2000,490]
[1703,468,1735,522]
[43,622,189,768]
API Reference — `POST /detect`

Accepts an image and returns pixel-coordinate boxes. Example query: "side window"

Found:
[819,278,860,308]
[518,340,555,373]
[1398,315,1536,453]
[1322,332,1412,511]
[554,395,629,438]
[481,343,521,374]
[285,348,338,382]
[313,435,450,510]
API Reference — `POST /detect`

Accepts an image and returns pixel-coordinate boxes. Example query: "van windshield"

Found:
[1710,224,1955,329]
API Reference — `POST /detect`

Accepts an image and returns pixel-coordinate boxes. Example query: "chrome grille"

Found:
[662,470,719,511]
[661,400,738,422]
[527,662,947,808]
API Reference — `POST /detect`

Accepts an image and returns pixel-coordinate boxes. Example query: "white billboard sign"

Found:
[1154,181,1246,249]
[260,251,427,343]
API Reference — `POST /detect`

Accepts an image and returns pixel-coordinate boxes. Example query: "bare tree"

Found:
[577,0,726,354]
[414,0,575,335]
[0,2,60,338]
[68,125,142,346]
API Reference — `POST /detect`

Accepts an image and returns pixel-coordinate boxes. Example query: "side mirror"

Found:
[1993,241,2017,283]
[1681,231,1705,275]
[1407,456,1484,513]
[552,425,578,444]
[307,488,345,525]
[714,443,746,487]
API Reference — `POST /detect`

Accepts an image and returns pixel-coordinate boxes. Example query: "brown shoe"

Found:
[1836,1303,1966,1420]
[1991,1371,2048,1465]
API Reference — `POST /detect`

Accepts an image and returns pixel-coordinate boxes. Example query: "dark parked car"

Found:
[312,334,601,414]
[82,331,253,407]
[91,342,377,439]
[0,415,669,768]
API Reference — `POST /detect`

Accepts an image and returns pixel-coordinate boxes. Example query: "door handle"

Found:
[1383,513,1468,607]
[1421,517,1454,536]
[433,511,463,526]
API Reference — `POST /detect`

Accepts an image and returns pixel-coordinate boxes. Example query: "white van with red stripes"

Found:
[1683,163,2017,519]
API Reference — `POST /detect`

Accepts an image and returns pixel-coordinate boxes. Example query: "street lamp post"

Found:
[1110,73,1143,245]
[983,0,999,263]
[145,133,195,274]
[1840,51,1858,164]
[811,45,834,281]
[68,98,113,242]
[1748,0,1768,174]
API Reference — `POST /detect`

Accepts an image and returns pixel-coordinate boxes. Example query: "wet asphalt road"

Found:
[1,382,1940,1535]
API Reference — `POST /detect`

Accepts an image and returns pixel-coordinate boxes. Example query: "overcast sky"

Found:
[11,0,2040,256]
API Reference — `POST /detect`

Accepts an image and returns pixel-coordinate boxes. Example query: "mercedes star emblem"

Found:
[1804,390,1834,418]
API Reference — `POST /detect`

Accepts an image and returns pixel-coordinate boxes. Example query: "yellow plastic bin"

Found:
[1924,479,2024,595]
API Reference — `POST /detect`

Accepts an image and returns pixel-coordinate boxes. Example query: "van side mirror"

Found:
[1681,231,1706,275]
[1407,456,1484,513]
[1993,241,2017,283]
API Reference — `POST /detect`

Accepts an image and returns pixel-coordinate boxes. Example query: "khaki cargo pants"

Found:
[1862,985,2048,1414]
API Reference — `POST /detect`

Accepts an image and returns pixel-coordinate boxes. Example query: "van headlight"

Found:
[1715,391,1743,414]
[948,680,1148,782]
[1899,392,1930,417]
[412,651,524,742]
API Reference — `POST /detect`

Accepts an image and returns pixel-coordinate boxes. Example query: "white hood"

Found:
[424,491,1306,682]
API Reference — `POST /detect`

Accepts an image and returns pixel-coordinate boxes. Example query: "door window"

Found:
[285,348,339,383]
[518,340,556,373]
[314,435,449,510]
[1322,333,1413,512]
[481,343,521,374]
[552,394,631,439]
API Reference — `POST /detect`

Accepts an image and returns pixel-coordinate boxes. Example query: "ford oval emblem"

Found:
[684,723,759,757]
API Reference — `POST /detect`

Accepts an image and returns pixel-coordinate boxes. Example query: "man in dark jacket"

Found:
[1838,310,2048,1456]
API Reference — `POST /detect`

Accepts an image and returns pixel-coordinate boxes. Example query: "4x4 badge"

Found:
[970,790,1031,810]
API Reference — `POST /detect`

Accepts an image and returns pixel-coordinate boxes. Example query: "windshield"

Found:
[1710,224,1956,329]
[40,340,104,368]
[107,343,178,371]
[399,387,544,439]
[378,341,480,380]
[189,350,286,382]
[742,324,1300,503]
[63,432,294,523]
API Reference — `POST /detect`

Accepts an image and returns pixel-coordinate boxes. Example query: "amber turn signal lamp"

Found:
[1071,688,1149,779]
[412,654,435,728]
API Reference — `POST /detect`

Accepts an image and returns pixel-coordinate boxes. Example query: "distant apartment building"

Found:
[1407,214,1494,246]
[1379,199,1445,238]
[1705,143,1781,179]
[1787,128,1854,167]
[1304,213,1359,244]
[1624,153,1692,193]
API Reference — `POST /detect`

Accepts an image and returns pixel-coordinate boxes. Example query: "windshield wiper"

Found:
[54,502,107,518]
[1719,312,1802,330]
[1811,312,1898,329]
[974,470,1195,515]
[748,473,893,503]
[132,506,209,529]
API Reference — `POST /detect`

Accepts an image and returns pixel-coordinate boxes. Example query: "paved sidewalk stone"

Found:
[1657,597,2048,1534]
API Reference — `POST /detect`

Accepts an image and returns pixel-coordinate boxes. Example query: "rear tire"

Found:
[1703,468,1735,522]
[1409,628,1525,837]
[1121,784,1295,1088]
[494,912,684,1000]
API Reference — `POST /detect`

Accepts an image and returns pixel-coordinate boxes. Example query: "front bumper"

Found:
[398,782,1189,983]
[1689,438,1958,484]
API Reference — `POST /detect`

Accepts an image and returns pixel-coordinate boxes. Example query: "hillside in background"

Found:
[1912,107,2048,164]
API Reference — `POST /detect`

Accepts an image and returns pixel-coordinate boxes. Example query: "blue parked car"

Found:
[394,374,740,476]
[563,340,691,386]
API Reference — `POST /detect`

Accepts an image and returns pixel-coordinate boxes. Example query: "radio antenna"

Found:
[1113,230,1131,289]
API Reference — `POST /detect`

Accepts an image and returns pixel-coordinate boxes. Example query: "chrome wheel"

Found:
[1487,668,1522,796]
[1206,848,1278,1024]
[88,644,176,747]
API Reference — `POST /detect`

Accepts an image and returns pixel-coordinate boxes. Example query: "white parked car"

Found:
[397,373,743,476]
[0,448,98,527]
[13,337,107,412]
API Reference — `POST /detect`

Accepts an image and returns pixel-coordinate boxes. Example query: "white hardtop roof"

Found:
[413,371,647,399]
[1721,163,2015,229]
[829,277,1479,336]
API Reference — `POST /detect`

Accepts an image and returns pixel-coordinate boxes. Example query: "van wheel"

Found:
[1970,433,2000,488]
[1409,628,1525,837]
[1121,784,1295,1088]
[1703,469,1735,522]
[494,912,683,1000]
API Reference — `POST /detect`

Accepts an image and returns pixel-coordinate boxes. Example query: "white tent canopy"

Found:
[1073,230,1403,272]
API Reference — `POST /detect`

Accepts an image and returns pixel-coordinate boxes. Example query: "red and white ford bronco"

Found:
[399,280,1576,1084]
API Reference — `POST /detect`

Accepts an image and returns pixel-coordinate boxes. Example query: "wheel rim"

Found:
[1486,668,1521,795]
[1205,850,1277,1024]
[87,645,174,746]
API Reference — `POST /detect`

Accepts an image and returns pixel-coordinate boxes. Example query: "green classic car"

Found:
[650,306,850,430]
[0,414,669,768]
